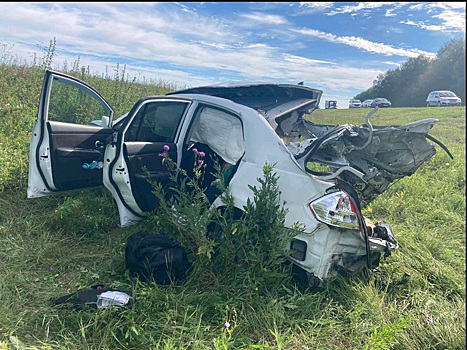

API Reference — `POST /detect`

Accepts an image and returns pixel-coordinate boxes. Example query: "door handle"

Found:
[95,140,104,148]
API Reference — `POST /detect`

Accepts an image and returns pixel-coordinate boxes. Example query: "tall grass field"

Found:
[0,58,465,349]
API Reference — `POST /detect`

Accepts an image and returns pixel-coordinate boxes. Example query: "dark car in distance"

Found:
[371,98,391,108]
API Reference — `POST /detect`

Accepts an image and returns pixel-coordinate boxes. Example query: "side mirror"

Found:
[101,116,110,127]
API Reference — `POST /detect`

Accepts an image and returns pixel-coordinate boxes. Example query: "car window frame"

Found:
[120,98,191,144]
[182,102,245,162]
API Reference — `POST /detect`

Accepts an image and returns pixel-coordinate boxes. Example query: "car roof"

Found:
[168,83,324,132]
[168,82,322,113]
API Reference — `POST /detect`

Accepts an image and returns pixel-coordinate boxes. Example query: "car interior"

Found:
[179,105,245,203]
[121,101,188,212]
[121,103,245,212]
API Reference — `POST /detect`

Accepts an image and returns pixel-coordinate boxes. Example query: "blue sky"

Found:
[0,2,465,108]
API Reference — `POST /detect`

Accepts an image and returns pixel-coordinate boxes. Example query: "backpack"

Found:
[125,232,191,284]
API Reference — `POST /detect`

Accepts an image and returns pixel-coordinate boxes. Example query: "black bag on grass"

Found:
[125,231,191,284]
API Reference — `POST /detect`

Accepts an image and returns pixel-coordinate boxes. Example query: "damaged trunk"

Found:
[282,109,451,206]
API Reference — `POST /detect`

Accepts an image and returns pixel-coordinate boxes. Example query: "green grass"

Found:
[0,60,465,349]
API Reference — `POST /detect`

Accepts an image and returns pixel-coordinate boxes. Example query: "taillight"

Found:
[309,191,361,231]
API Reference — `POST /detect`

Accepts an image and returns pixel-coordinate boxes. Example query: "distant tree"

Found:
[428,39,465,103]
[354,39,465,107]
[355,86,376,102]
[394,55,432,106]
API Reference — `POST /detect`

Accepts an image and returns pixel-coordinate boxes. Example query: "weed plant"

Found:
[0,41,465,349]
[146,150,293,290]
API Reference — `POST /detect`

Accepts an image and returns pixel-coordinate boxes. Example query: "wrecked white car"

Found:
[28,70,451,285]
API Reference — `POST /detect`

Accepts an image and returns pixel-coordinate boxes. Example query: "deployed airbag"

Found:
[190,107,244,164]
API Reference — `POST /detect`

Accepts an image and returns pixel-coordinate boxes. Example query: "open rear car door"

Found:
[102,97,191,226]
[28,70,114,198]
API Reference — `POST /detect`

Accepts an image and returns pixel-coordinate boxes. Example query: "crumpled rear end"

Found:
[289,190,399,286]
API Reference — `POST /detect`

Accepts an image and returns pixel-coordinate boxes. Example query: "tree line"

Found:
[355,39,465,107]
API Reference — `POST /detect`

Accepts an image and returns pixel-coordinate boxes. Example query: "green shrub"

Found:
[144,151,294,290]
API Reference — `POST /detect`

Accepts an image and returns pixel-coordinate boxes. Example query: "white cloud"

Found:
[433,9,466,32]
[326,2,412,20]
[382,61,401,67]
[327,2,394,16]
[400,20,446,32]
[299,2,334,9]
[385,9,396,17]
[437,3,466,10]
[0,2,383,93]
[295,28,435,58]
[239,12,288,25]
[405,2,466,32]
[298,2,334,13]
[408,4,425,11]
[282,54,333,66]
[173,2,195,13]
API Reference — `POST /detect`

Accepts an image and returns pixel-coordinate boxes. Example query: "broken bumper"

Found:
[289,220,398,286]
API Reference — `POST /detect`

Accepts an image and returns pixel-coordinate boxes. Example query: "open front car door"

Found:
[28,70,114,198]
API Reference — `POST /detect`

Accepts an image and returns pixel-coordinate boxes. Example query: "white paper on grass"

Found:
[97,291,130,308]
[190,107,244,165]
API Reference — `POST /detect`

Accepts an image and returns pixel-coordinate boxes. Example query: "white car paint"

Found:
[426,90,462,107]
[349,99,362,108]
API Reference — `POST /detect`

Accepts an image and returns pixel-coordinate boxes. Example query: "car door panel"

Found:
[28,70,114,198]
[47,121,114,190]
[123,142,177,212]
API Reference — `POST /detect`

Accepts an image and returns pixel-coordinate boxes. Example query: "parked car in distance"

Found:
[349,99,362,108]
[28,70,452,286]
[426,90,461,107]
[371,98,391,108]
[325,100,337,109]
[362,99,373,108]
